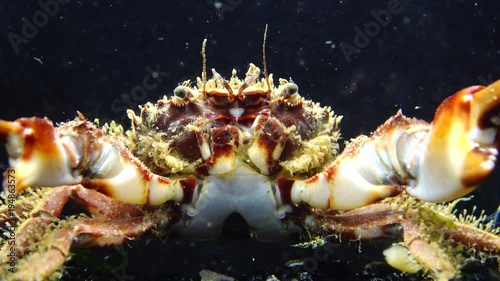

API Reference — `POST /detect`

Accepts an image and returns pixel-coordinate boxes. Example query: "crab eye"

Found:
[170,86,191,107]
[174,86,188,98]
[284,83,298,96]
[280,83,302,106]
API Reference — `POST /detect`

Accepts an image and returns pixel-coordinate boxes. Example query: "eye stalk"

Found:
[170,86,192,107]
[279,83,302,107]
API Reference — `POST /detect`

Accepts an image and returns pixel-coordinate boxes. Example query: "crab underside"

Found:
[1,186,499,280]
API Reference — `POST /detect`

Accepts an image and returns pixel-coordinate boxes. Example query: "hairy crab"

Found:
[0,38,500,280]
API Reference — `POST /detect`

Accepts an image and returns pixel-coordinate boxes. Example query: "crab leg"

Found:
[0,115,187,205]
[1,216,164,281]
[0,185,171,280]
[316,199,500,280]
[288,80,500,209]
[0,185,146,260]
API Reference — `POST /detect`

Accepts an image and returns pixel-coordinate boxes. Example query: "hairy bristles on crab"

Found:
[1,33,500,280]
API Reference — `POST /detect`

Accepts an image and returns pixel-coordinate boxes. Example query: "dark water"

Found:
[0,0,499,280]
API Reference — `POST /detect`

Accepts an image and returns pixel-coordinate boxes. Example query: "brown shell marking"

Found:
[126,65,339,178]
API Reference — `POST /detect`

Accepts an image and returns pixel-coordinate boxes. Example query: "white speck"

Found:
[214,2,223,9]
[462,94,473,102]
[152,71,159,79]
[229,107,245,118]
[287,261,304,267]
[414,106,421,110]
[331,44,336,49]
[325,40,332,44]
[34,57,43,64]
[207,222,213,228]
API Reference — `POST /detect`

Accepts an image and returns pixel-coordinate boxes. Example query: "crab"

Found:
[0,37,500,281]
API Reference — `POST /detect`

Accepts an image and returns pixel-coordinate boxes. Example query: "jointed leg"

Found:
[318,198,500,280]
[0,185,171,281]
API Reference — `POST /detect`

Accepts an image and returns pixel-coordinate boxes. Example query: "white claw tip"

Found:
[383,244,422,274]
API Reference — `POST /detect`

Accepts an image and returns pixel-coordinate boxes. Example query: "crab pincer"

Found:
[0,38,499,280]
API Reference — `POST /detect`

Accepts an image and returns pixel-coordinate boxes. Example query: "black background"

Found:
[0,0,499,280]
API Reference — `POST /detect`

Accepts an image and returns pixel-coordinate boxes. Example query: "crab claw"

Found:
[0,117,84,193]
[406,80,500,202]
[289,80,500,211]
[0,116,185,205]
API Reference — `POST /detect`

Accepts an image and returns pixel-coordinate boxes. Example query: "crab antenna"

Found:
[202,39,207,94]
[262,24,270,92]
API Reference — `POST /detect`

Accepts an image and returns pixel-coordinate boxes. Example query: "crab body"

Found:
[127,65,339,240]
[1,43,500,280]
